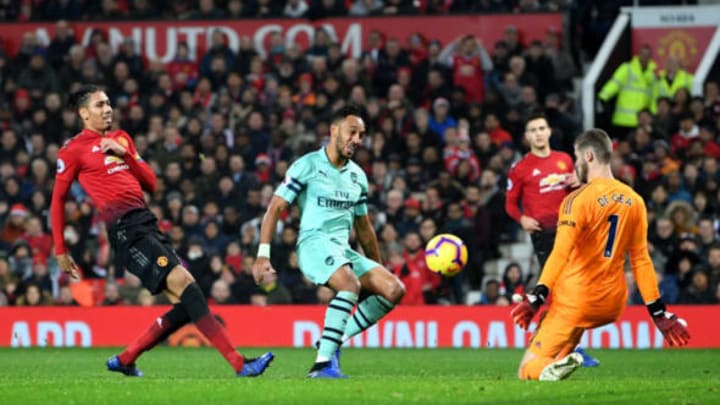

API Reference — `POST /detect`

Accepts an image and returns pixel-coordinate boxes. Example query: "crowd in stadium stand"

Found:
[0,0,718,308]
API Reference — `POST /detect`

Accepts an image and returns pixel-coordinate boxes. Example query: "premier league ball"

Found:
[425,234,468,277]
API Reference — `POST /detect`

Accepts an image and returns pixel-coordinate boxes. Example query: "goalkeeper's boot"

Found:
[314,339,342,369]
[574,347,600,367]
[106,355,143,377]
[539,352,583,381]
[237,352,275,377]
[307,361,348,379]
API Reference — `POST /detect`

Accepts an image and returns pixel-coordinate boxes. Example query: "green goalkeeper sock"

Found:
[343,295,395,341]
[317,290,358,363]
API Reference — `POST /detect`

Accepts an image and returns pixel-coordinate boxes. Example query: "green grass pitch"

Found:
[1,348,718,404]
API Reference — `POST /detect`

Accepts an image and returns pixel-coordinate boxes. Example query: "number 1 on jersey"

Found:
[604,214,619,258]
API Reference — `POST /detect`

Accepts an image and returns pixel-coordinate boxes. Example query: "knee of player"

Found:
[388,278,406,303]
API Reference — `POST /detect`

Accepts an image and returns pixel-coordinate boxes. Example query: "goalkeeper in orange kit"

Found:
[510,129,690,381]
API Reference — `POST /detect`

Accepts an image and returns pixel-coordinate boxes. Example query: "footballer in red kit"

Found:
[53,129,152,227]
[505,113,578,268]
[50,85,273,378]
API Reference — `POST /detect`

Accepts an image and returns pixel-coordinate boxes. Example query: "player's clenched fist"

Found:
[252,257,276,285]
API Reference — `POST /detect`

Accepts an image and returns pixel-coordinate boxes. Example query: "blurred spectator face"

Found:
[210,255,224,274]
[480,170,498,190]
[200,156,216,175]
[387,190,403,211]
[24,217,43,236]
[386,39,401,57]
[520,86,536,104]
[204,221,220,240]
[105,283,120,302]
[693,191,708,214]
[170,226,185,244]
[30,53,46,71]
[708,247,720,269]
[45,93,62,113]
[388,84,404,102]
[692,271,709,291]
[460,36,476,56]
[381,223,399,243]
[229,155,245,173]
[447,203,463,220]
[58,285,74,305]
[485,114,500,131]
[703,157,718,175]
[203,201,220,218]
[165,162,182,182]
[506,264,522,283]
[218,177,234,194]
[698,219,715,242]
[484,280,500,302]
[404,232,422,252]
[241,256,255,274]
[211,30,226,49]
[638,45,652,66]
[55,20,71,39]
[200,0,215,13]
[2,130,17,150]
[249,112,264,130]
[182,205,200,226]
[427,70,444,89]
[509,56,525,76]
[211,280,231,304]
[247,189,262,207]
[114,61,130,82]
[465,185,481,203]
[503,26,518,46]
[419,218,437,242]
[24,285,42,306]
[655,218,674,239]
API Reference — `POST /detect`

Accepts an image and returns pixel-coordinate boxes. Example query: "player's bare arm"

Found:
[252,195,287,284]
[353,214,382,263]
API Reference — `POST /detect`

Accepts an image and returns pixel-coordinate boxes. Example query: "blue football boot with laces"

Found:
[237,352,275,377]
[106,355,143,377]
[307,361,348,379]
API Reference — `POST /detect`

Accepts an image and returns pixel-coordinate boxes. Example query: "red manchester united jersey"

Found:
[55,129,147,224]
[505,151,575,230]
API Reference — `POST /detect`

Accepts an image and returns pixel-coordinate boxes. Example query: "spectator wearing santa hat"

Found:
[1,204,29,245]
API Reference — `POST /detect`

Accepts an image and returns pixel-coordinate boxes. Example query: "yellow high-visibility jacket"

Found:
[599,56,657,127]
[651,69,694,113]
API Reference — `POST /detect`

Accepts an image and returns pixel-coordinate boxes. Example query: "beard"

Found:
[577,160,588,183]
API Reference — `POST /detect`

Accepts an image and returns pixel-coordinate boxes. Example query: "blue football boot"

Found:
[575,347,600,367]
[237,352,275,377]
[307,361,348,379]
[106,355,143,377]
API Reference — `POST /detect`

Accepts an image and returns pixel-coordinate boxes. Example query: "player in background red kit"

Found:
[50,85,273,377]
[505,113,599,367]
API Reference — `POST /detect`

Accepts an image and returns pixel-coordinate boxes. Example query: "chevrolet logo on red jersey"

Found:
[539,173,567,193]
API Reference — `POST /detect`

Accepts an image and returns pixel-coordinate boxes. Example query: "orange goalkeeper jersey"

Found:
[539,177,661,326]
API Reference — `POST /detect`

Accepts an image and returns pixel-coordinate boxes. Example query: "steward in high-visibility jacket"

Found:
[599,47,657,128]
[651,56,694,113]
